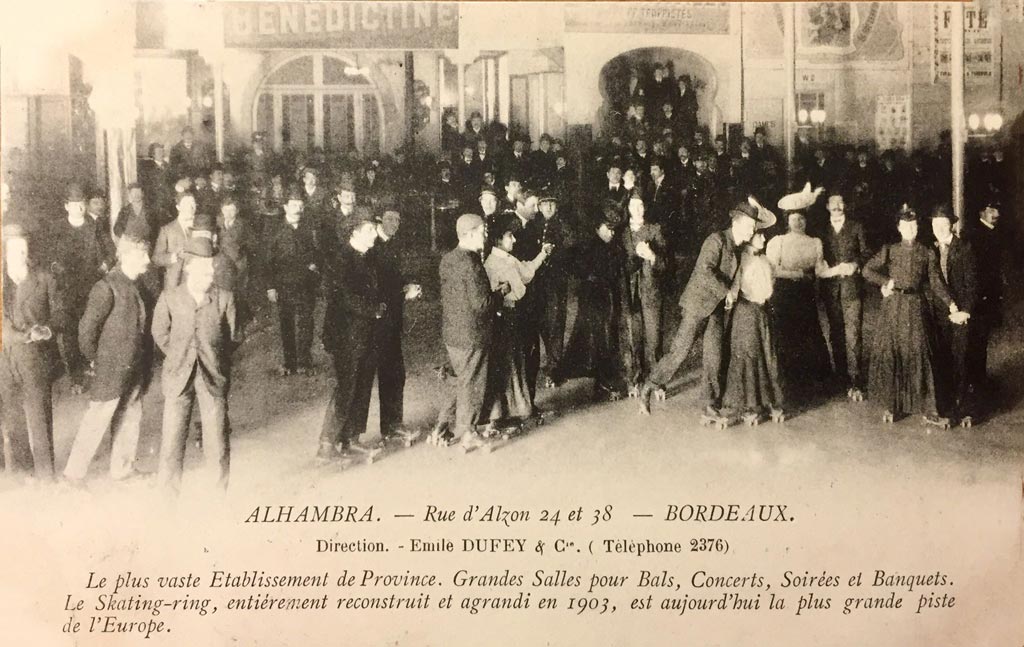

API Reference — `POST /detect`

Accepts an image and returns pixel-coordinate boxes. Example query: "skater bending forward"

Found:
[639,201,762,416]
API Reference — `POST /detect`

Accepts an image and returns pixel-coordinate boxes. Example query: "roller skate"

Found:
[959,415,973,429]
[637,383,653,416]
[881,410,894,424]
[315,441,341,465]
[426,424,454,447]
[593,383,624,402]
[741,410,763,426]
[847,387,864,402]
[699,406,732,430]
[391,427,422,448]
[459,430,487,454]
[922,415,951,434]
[344,438,383,464]
[628,383,642,399]
[770,408,786,424]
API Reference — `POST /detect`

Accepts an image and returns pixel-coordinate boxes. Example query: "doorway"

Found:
[253,53,384,156]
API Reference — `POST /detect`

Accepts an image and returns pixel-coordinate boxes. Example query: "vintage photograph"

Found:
[0,1,1021,644]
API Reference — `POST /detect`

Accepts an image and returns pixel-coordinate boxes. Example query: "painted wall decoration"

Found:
[751,3,905,62]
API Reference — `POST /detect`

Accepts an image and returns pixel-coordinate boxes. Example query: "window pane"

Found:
[255,94,273,138]
[267,57,314,85]
[363,94,381,156]
[324,94,355,152]
[323,56,371,86]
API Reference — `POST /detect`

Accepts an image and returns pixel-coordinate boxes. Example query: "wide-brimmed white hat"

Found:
[777,182,824,212]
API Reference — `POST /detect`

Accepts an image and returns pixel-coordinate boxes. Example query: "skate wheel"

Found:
[960,418,972,428]
[404,441,412,448]
[654,389,666,402]
[716,422,727,430]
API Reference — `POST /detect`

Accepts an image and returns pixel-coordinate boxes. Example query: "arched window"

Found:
[253,53,384,155]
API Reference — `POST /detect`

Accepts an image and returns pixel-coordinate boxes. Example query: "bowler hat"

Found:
[286,185,306,202]
[66,184,86,203]
[729,201,759,221]
[600,200,624,229]
[193,212,217,232]
[180,236,216,259]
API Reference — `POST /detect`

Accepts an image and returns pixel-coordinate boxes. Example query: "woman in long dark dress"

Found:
[863,205,962,427]
[724,225,785,425]
[767,185,833,398]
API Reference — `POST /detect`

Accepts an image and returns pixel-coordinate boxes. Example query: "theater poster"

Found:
[0,1,1022,646]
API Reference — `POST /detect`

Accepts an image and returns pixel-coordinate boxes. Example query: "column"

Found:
[405,51,416,150]
[214,59,226,162]
[498,54,511,126]
[457,62,467,129]
[782,3,797,185]
[950,2,966,227]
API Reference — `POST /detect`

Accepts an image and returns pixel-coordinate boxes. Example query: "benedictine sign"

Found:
[223,2,459,50]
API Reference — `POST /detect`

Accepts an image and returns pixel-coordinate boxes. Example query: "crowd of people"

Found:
[0,75,1014,484]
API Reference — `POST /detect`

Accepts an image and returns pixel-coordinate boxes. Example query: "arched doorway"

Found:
[252,53,385,156]
[597,47,718,139]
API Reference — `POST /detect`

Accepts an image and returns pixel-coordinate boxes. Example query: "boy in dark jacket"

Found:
[63,237,152,483]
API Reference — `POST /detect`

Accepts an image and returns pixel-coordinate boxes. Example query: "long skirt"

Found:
[868,293,939,416]
[482,309,533,423]
[725,299,784,413]
[772,278,831,385]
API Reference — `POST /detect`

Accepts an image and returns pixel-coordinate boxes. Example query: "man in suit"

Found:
[644,157,676,228]
[509,190,546,402]
[301,167,330,237]
[199,164,228,216]
[51,184,107,393]
[965,198,1005,398]
[504,137,531,184]
[152,236,237,493]
[432,214,508,449]
[0,225,65,479]
[115,183,156,245]
[153,191,196,291]
[85,191,117,270]
[139,143,172,221]
[317,207,387,461]
[265,186,321,376]
[820,192,872,400]
[371,203,422,443]
[603,161,627,211]
[928,207,977,424]
[534,194,570,387]
[169,127,211,181]
[63,236,152,483]
[639,201,760,415]
[216,195,251,329]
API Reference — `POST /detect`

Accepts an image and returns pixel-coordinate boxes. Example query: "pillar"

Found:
[950,3,966,227]
[782,3,797,185]
[214,59,225,163]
